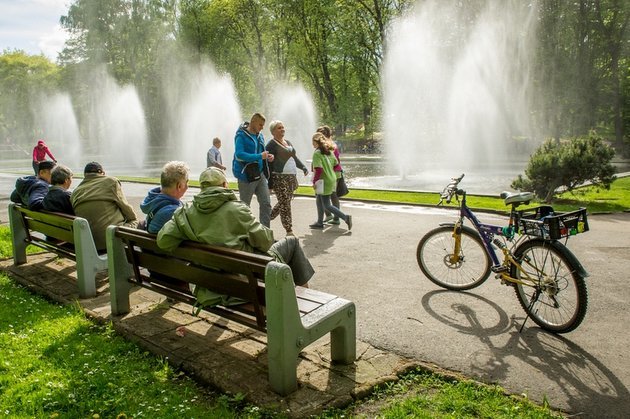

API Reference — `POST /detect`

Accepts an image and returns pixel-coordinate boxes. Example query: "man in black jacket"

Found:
[10,160,55,210]
[42,164,74,214]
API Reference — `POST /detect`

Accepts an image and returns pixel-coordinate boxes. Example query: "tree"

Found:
[0,50,60,144]
[511,133,616,202]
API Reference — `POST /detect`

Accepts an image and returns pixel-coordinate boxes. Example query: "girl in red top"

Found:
[32,139,56,174]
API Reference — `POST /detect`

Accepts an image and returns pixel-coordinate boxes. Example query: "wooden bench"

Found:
[8,202,107,298]
[106,225,356,395]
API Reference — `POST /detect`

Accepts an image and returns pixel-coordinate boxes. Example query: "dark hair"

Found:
[38,161,56,172]
[316,125,333,138]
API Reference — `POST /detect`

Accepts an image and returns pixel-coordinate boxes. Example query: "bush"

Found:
[511,133,616,202]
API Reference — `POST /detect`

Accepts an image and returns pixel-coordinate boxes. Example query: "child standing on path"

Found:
[309,133,352,231]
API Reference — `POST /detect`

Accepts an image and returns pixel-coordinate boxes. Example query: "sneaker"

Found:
[345,215,353,230]
[323,215,334,223]
[329,218,341,225]
[309,223,324,229]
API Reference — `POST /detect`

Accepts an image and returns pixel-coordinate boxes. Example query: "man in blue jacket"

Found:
[140,161,189,233]
[232,113,275,227]
[10,160,55,210]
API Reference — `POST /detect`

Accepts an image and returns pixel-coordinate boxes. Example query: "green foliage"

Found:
[0,50,60,142]
[511,133,616,202]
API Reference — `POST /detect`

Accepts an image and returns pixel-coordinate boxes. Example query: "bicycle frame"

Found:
[448,192,545,287]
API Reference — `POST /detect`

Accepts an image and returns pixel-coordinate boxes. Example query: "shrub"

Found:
[512,133,616,202]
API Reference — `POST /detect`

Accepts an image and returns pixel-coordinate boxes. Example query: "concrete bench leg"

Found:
[330,305,356,365]
[106,225,134,315]
[265,262,357,395]
[8,203,28,265]
[265,262,302,395]
[74,218,107,298]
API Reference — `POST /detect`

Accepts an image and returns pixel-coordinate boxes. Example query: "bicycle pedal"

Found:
[491,266,509,273]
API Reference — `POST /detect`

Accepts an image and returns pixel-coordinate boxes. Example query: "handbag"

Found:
[242,162,261,182]
[336,172,349,197]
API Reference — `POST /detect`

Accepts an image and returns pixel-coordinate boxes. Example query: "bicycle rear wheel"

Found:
[417,225,491,290]
[511,239,588,333]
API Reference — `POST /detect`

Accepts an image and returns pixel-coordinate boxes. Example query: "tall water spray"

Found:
[383,0,537,190]
[163,62,241,174]
[268,83,317,165]
[84,66,148,170]
[33,93,82,171]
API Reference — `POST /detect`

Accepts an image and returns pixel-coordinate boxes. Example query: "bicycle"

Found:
[416,174,590,333]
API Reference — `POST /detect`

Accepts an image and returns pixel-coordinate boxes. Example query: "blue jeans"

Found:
[238,178,272,227]
[316,194,346,224]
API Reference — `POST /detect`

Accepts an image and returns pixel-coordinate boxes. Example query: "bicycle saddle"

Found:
[500,191,535,206]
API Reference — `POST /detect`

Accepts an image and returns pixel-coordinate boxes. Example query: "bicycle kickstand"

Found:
[519,289,540,333]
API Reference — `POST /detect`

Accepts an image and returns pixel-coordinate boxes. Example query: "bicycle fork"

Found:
[450,221,463,264]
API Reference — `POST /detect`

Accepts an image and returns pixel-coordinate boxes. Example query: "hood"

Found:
[192,187,237,214]
[15,176,40,195]
[140,186,178,214]
[37,140,45,146]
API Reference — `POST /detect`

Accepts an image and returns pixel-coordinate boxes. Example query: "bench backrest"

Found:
[13,205,77,258]
[113,226,274,331]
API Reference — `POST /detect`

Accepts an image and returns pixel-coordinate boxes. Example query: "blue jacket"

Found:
[10,175,49,210]
[140,187,182,234]
[232,122,267,182]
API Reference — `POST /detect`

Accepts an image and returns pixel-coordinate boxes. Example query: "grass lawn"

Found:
[117,175,630,214]
[0,226,562,418]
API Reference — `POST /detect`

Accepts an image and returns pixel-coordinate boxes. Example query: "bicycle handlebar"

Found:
[438,173,465,206]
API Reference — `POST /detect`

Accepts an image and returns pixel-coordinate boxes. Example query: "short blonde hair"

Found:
[269,120,283,133]
[161,161,189,188]
[212,137,221,146]
[251,112,266,124]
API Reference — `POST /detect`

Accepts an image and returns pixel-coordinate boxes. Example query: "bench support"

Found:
[106,225,134,315]
[74,218,107,298]
[265,262,356,395]
[8,203,28,265]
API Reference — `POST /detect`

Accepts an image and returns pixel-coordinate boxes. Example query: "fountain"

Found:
[267,83,318,165]
[33,92,82,171]
[79,66,148,171]
[381,0,539,194]
[163,62,241,174]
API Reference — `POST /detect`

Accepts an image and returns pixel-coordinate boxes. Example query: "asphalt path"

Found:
[1,173,629,418]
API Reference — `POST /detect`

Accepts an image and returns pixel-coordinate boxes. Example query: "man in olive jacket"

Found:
[157,167,314,287]
[71,162,138,251]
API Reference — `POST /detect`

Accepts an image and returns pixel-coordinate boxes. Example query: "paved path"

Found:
[1,173,629,417]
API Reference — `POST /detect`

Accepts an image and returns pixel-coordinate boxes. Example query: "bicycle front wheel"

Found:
[417,225,491,290]
[512,239,588,333]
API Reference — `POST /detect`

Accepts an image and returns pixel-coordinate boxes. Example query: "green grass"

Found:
[0,272,261,418]
[117,175,630,214]
[322,369,561,418]
[0,224,563,417]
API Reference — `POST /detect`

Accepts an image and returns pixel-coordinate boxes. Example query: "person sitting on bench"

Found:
[71,162,138,251]
[157,167,314,287]
[140,161,189,233]
[10,160,55,210]
[42,164,75,215]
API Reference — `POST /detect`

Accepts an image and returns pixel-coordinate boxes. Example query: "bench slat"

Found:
[24,220,75,243]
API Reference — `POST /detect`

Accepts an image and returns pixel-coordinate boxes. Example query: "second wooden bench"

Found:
[106,225,357,395]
